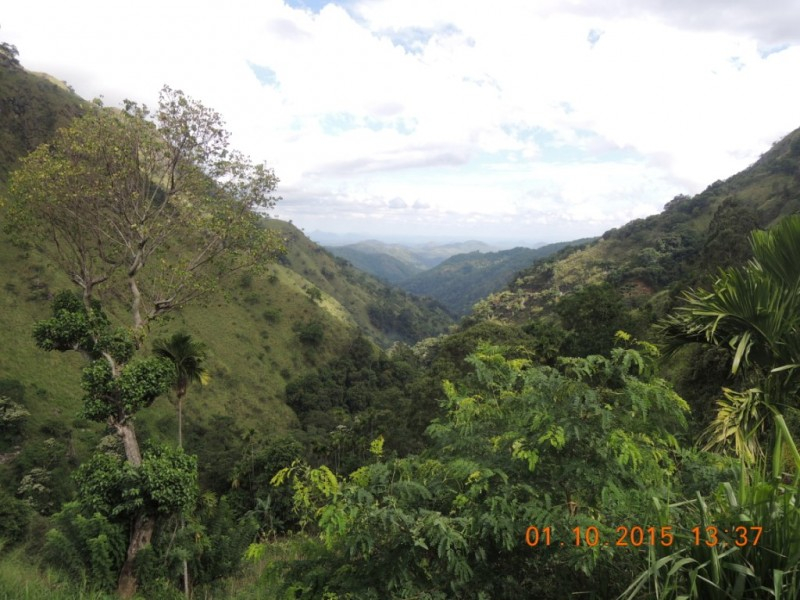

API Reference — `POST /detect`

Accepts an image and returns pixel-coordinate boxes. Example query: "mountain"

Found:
[323,244,425,284]
[268,222,453,344]
[326,237,595,316]
[0,47,85,179]
[326,239,498,280]
[472,127,800,325]
[399,240,595,316]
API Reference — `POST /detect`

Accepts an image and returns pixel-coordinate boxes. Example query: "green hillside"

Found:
[0,56,453,514]
[473,129,800,325]
[323,244,424,283]
[0,47,85,180]
[0,212,454,465]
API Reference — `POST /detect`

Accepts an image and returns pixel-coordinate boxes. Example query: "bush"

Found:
[43,502,127,591]
[262,307,281,323]
[293,321,324,346]
[0,489,32,545]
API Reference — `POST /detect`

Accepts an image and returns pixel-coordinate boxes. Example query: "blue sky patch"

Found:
[383,23,462,54]
[759,43,789,59]
[249,62,279,87]
[285,0,333,13]
[320,112,417,136]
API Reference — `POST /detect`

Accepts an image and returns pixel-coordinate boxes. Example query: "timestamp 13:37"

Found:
[525,525,763,548]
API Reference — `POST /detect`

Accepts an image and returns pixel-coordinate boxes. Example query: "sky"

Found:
[4,1,800,246]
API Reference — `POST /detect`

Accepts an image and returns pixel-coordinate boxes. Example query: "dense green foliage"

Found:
[267,340,690,598]
[554,283,634,357]
[285,336,440,468]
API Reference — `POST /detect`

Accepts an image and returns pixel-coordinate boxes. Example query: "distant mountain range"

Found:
[326,239,499,277]
[327,238,594,316]
[399,241,596,316]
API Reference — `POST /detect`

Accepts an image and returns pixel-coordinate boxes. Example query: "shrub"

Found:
[293,321,324,346]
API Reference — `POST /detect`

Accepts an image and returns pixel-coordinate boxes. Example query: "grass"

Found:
[0,535,310,600]
[191,535,306,600]
[0,546,113,600]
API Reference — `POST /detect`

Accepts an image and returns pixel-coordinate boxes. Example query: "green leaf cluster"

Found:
[80,356,174,421]
[74,444,197,518]
[32,290,135,363]
[43,501,127,592]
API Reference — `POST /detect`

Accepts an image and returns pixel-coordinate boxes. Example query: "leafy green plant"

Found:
[621,475,800,599]
[0,489,32,545]
[43,502,127,592]
[663,215,800,469]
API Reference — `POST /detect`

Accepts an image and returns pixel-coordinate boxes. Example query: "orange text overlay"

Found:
[525,525,763,548]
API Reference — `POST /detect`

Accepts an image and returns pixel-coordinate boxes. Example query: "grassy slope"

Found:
[0,218,453,469]
[0,226,357,454]
[0,60,453,490]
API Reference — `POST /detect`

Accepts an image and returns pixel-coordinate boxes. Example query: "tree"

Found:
[153,332,209,448]
[554,282,632,357]
[8,86,283,327]
[7,87,283,597]
[152,332,208,600]
[662,215,800,471]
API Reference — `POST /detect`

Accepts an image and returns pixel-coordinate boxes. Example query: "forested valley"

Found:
[3,42,800,600]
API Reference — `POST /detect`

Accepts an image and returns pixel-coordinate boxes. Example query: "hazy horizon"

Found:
[306,228,558,250]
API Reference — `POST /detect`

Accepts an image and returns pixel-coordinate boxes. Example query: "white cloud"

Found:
[3,0,800,243]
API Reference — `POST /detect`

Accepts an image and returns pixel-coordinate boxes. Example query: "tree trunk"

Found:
[182,523,190,598]
[178,397,183,449]
[112,418,150,597]
[177,394,188,597]
[117,512,155,598]
[114,419,143,466]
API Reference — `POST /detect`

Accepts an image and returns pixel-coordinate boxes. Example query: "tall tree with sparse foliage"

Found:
[7,86,283,597]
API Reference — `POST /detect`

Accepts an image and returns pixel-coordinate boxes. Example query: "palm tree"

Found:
[152,331,209,599]
[153,332,209,448]
[662,214,800,473]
